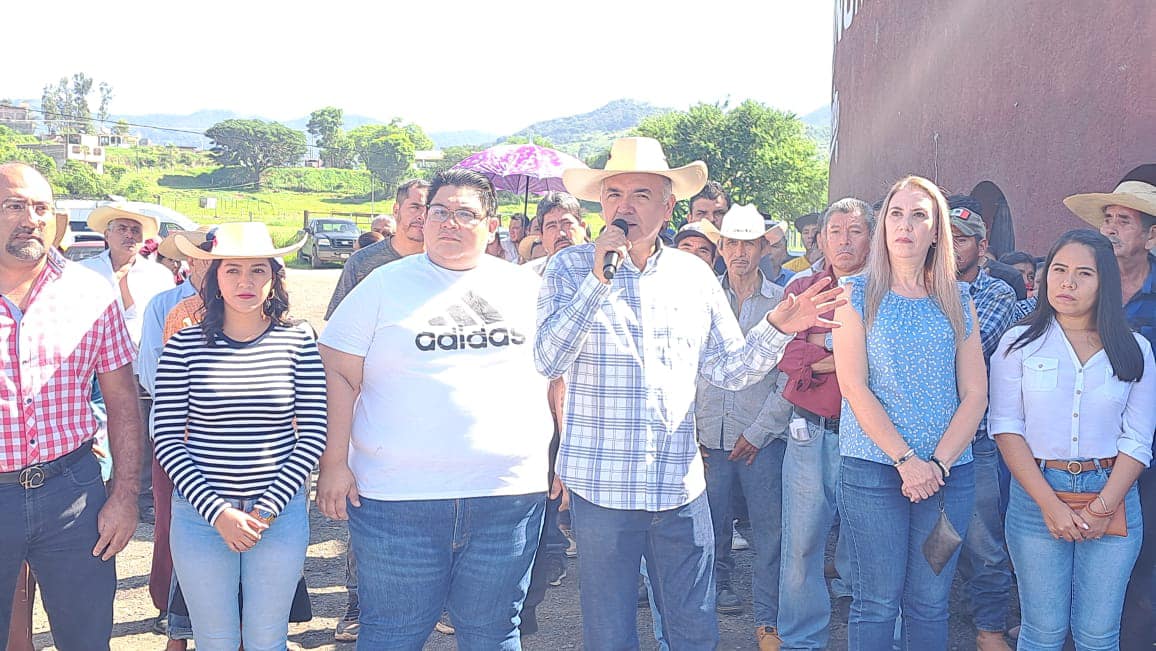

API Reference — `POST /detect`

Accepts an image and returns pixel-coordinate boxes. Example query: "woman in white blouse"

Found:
[990,229,1155,650]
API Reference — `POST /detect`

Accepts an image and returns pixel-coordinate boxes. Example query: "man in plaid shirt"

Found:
[0,163,142,650]
[948,201,1017,651]
[536,138,844,649]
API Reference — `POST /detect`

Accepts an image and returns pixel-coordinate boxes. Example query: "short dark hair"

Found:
[999,250,1035,268]
[821,198,875,234]
[358,231,384,249]
[535,192,582,220]
[426,169,497,218]
[395,178,431,204]
[1007,229,1144,382]
[689,181,729,211]
[509,213,531,230]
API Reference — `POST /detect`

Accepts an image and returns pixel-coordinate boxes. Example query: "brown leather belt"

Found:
[0,441,93,489]
[1035,457,1116,475]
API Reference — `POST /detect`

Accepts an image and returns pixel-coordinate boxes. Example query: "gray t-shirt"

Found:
[324,237,403,319]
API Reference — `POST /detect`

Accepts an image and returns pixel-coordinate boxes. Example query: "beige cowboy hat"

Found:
[673,220,721,247]
[562,137,708,202]
[1063,181,1156,227]
[87,203,160,241]
[158,225,214,261]
[719,204,785,241]
[175,222,305,260]
[518,234,544,261]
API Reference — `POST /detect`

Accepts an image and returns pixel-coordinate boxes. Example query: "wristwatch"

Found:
[250,508,276,524]
[930,455,950,478]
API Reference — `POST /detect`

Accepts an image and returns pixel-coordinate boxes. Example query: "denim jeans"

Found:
[779,417,852,650]
[704,438,786,627]
[170,490,308,651]
[0,452,115,651]
[639,558,670,651]
[348,493,544,650]
[1005,465,1142,650]
[838,456,975,651]
[957,435,1012,632]
[570,490,719,650]
[523,493,568,627]
[1121,465,1156,647]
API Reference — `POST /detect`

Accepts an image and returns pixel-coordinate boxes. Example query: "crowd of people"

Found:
[0,134,1153,651]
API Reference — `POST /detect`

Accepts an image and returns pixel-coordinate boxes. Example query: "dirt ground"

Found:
[28,266,1001,650]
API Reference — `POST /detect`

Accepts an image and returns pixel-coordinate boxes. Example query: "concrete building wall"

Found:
[828,1,1155,256]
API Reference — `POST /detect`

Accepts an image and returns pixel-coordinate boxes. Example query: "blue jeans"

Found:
[0,452,115,650]
[957,435,1012,632]
[170,490,308,651]
[570,490,719,650]
[704,438,786,627]
[348,493,544,651]
[779,417,852,650]
[838,456,975,651]
[1005,464,1142,650]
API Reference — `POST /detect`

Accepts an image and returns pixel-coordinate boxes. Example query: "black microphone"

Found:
[602,219,630,281]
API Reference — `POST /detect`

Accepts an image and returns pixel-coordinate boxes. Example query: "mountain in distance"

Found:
[428,130,501,148]
[799,104,832,153]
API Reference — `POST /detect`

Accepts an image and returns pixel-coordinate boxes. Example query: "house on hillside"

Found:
[415,149,445,169]
[0,104,37,135]
[827,1,1153,257]
[17,133,106,174]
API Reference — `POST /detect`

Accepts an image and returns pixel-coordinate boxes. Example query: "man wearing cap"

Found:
[949,202,1017,651]
[0,162,142,649]
[137,228,213,648]
[674,220,721,268]
[536,137,843,649]
[784,212,821,273]
[325,178,429,319]
[776,197,873,651]
[695,204,793,648]
[1065,177,1156,646]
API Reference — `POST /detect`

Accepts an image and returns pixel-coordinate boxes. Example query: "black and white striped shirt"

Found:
[153,322,326,525]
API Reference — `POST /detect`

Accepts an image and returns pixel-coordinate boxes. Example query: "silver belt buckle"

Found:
[1065,460,1084,475]
[18,465,45,489]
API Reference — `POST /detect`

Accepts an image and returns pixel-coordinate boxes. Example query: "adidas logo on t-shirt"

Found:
[414,290,527,351]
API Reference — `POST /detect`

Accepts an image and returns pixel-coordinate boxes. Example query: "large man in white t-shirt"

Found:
[317,168,552,649]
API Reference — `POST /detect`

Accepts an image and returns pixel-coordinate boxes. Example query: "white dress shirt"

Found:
[80,250,175,348]
[989,322,1155,466]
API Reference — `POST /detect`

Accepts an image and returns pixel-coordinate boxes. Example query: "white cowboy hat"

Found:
[87,203,160,241]
[158,225,214,261]
[175,222,305,260]
[562,137,708,202]
[1063,181,1156,227]
[718,204,782,241]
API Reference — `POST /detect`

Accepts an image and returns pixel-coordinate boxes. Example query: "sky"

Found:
[6,1,834,135]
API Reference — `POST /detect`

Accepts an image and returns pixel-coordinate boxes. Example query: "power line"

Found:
[1,103,211,137]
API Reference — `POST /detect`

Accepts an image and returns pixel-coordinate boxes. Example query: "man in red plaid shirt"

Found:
[0,163,142,650]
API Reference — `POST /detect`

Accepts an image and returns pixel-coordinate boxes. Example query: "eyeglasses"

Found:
[1,199,54,218]
[427,206,487,226]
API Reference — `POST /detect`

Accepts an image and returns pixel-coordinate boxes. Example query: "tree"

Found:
[69,73,94,134]
[503,135,557,150]
[113,119,131,136]
[52,161,107,197]
[38,73,112,134]
[97,82,114,128]
[346,121,424,192]
[633,100,828,222]
[306,107,350,168]
[205,119,306,189]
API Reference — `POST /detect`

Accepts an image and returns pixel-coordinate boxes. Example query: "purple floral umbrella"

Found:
[453,143,588,215]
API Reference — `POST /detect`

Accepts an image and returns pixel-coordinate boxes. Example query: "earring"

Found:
[215,290,222,299]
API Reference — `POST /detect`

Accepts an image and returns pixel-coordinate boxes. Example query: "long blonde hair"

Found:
[863,176,967,344]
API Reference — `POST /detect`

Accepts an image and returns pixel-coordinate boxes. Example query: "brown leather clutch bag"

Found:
[1055,491,1127,537]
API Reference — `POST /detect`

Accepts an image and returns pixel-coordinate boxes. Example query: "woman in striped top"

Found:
[153,223,325,651]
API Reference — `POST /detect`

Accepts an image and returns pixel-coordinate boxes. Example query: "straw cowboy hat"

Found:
[673,220,721,247]
[562,137,708,202]
[1063,181,1156,227]
[175,222,305,260]
[718,204,784,241]
[87,203,160,241]
[518,234,543,261]
[158,225,214,261]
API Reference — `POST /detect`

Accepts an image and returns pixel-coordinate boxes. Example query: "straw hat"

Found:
[562,137,708,202]
[1063,181,1156,227]
[158,225,213,261]
[175,222,305,260]
[87,203,159,241]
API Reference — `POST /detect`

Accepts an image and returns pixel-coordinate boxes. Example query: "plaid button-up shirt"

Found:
[535,244,793,511]
[0,249,136,472]
[967,268,1016,436]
